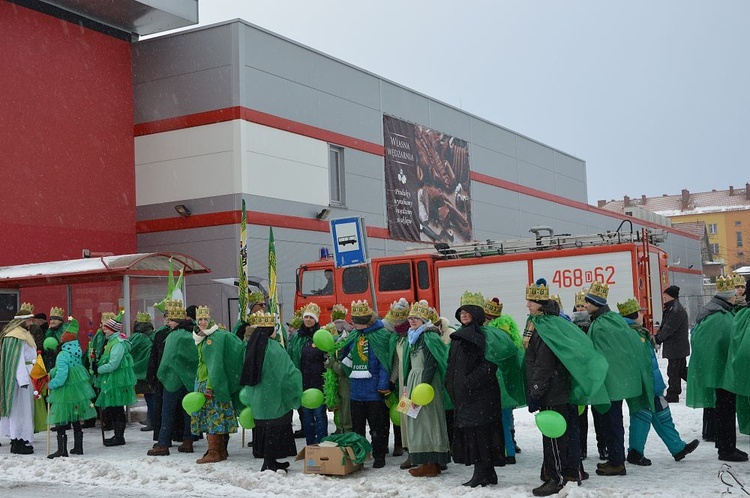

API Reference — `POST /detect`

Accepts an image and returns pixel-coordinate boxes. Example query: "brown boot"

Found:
[196,434,222,464]
[219,434,228,461]
[393,444,404,457]
[147,445,170,456]
[177,439,194,453]
[400,455,415,469]
[409,463,440,477]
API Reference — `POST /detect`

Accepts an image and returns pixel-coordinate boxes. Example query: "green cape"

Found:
[403,328,453,410]
[530,315,610,408]
[244,339,302,419]
[128,332,153,381]
[287,331,308,370]
[157,328,198,392]
[199,329,245,403]
[338,325,396,376]
[725,307,750,396]
[687,308,733,408]
[0,336,23,417]
[482,325,527,409]
[589,311,653,412]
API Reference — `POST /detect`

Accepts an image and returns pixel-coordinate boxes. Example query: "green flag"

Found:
[238,199,249,323]
[268,227,288,347]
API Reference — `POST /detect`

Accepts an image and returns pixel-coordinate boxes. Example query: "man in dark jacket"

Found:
[655,286,689,403]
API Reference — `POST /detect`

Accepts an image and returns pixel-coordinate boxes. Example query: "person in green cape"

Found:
[323,304,353,436]
[524,279,608,496]
[190,306,244,464]
[383,298,411,465]
[93,311,137,447]
[148,299,198,456]
[47,317,97,458]
[240,311,302,472]
[43,306,66,371]
[129,312,155,431]
[401,300,451,477]
[337,299,396,468]
[687,276,747,462]
[616,298,699,467]
[85,311,115,430]
[584,280,653,476]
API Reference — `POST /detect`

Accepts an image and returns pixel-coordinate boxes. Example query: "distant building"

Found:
[600,185,750,274]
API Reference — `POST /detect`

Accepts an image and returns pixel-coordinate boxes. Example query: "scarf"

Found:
[241,326,273,387]
[344,334,371,378]
[407,321,431,346]
[193,324,218,345]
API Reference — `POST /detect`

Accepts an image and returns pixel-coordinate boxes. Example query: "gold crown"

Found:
[49,306,65,319]
[249,311,276,327]
[588,281,610,301]
[136,311,152,323]
[408,300,432,322]
[717,275,734,292]
[303,302,321,320]
[551,295,562,308]
[248,291,265,305]
[460,291,485,308]
[733,273,746,287]
[575,288,588,306]
[351,300,374,318]
[17,302,34,315]
[165,299,186,320]
[617,298,642,316]
[101,312,116,323]
[388,301,410,322]
[331,304,348,320]
[196,306,210,319]
[483,298,503,317]
[428,307,439,323]
[525,283,549,301]
[323,322,339,336]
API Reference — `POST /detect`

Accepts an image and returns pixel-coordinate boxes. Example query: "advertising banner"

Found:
[383,115,472,243]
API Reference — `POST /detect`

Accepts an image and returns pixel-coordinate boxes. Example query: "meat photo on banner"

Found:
[383,115,472,243]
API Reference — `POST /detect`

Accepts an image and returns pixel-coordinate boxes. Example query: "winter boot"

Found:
[626,449,652,466]
[532,480,564,496]
[104,421,126,447]
[408,463,440,477]
[219,434,229,461]
[13,440,34,455]
[488,466,498,485]
[393,443,404,457]
[196,434,222,464]
[177,438,194,453]
[70,427,84,455]
[595,462,626,476]
[261,458,290,472]
[48,431,68,459]
[400,455,415,469]
[462,464,490,487]
[674,439,699,461]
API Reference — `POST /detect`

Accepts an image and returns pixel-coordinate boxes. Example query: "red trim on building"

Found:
[667,266,703,275]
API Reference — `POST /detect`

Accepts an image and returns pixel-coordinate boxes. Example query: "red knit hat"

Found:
[61,317,79,343]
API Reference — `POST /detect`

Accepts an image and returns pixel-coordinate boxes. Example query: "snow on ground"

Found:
[0,357,746,497]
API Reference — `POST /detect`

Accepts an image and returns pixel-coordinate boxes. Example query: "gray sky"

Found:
[189,0,749,205]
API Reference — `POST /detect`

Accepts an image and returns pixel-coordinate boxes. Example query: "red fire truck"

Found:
[295,227,670,329]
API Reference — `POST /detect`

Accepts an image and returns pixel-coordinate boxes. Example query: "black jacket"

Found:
[147,324,171,387]
[298,324,326,390]
[525,328,571,407]
[446,323,501,428]
[655,298,690,359]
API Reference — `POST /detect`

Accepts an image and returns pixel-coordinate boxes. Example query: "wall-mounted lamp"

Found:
[175,204,191,217]
[316,208,331,220]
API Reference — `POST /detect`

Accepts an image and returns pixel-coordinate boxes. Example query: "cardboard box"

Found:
[295,444,364,476]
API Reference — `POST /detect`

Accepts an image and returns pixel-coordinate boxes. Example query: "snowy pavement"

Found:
[0,357,746,497]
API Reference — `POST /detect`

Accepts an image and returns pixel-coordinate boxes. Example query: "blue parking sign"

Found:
[330,217,367,268]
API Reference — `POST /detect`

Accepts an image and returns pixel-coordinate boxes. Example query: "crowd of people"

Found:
[1,275,749,496]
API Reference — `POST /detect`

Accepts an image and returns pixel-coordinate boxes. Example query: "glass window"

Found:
[417,261,430,290]
[300,269,334,296]
[342,267,368,294]
[710,243,720,255]
[708,223,718,234]
[738,232,743,247]
[329,145,345,206]
[379,263,411,292]
[736,221,742,227]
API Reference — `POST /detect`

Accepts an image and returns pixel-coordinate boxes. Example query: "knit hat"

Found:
[49,307,65,321]
[14,302,35,320]
[103,311,124,333]
[34,312,47,320]
[484,297,503,318]
[408,300,431,322]
[186,305,198,321]
[663,285,680,299]
[585,281,609,307]
[303,302,320,322]
[61,316,79,343]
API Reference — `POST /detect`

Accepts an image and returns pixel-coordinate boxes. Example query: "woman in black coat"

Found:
[446,302,504,487]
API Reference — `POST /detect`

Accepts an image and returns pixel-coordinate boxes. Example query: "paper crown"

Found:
[249,311,276,327]
[196,306,210,319]
[525,283,549,302]
[587,281,610,304]
[49,307,65,320]
[732,273,747,287]
[288,307,304,329]
[575,289,588,307]
[101,312,116,324]
[551,295,562,308]
[460,291,485,308]
[408,300,432,322]
[351,300,374,318]
[248,291,265,306]
[165,299,186,320]
[15,302,34,319]
[484,298,503,317]
[428,307,439,324]
[136,311,152,323]
[331,304,348,320]
[617,298,643,316]
[303,302,321,321]
[717,276,734,292]
[323,322,339,336]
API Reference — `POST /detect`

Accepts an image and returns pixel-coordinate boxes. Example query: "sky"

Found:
[177,0,749,205]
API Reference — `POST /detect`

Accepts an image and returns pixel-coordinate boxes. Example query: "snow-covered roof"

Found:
[601,186,750,216]
[0,253,210,288]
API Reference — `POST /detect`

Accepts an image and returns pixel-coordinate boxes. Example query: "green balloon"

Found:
[239,386,253,406]
[535,410,567,439]
[43,337,59,351]
[411,383,435,406]
[313,329,335,352]
[301,388,324,409]
[239,406,255,429]
[389,404,401,426]
[181,391,206,414]
[578,405,586,416]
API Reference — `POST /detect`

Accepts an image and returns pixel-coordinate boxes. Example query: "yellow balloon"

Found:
[411,383,435,406]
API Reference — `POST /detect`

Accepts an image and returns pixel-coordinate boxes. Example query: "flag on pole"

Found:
[238,199,249,323]
[268,227,287,347]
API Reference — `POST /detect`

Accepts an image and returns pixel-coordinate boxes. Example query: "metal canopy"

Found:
[0,252,210,288]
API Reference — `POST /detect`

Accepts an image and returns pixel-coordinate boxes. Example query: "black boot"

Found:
[262,458,288,472]
[104,421,126,447]
[70,427,84,455]
[48,431,68,459]
[462,464,490,487]
[11,439,33,455]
